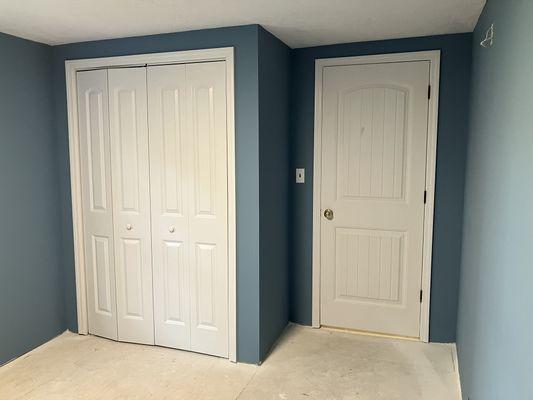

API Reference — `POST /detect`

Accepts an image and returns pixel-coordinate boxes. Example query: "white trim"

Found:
[311,50,441,343]
[65,47,237,362]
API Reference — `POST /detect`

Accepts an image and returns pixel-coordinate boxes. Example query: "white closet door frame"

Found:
[65,48,237,361]
[312,51,441,342]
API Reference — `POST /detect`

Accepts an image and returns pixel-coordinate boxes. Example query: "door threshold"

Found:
[321,325,420,342]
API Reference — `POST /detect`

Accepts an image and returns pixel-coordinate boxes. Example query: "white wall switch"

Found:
[296,168,305,183]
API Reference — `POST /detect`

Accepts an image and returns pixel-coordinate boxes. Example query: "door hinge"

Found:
[424,190,427,204]
[428,85,431,99]
[420,290,423,303]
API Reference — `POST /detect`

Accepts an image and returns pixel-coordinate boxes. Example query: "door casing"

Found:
[312,51,441,342]
[65,47,237,361]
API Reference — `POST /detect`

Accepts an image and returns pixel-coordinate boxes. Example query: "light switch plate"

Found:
[296,168,305,183]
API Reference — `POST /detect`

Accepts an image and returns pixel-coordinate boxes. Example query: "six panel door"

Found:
[108,67,155,345]
[319,61,430,338]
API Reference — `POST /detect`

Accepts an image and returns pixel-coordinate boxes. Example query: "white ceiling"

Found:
[0,0,486,48]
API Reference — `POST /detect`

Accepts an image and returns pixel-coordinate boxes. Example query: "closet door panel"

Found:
[108,67,154,345]
[187,61,228,357]
[147,65,191,350]
[77,70,118,340]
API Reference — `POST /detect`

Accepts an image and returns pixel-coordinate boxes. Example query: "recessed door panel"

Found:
[86,90,108,211]
[335,228,404,303]
[77,69,118,341]
[337,87,407,201]
[195,243,217,329]
[121,238,144,318]
[109,67,154,345]
[160,88,184,214]
[92,235,113,315]
[320,61,430,338]
[116,89,141,212]
[162,241,186,324]
[193,86,216,216]
[147,64,191,350]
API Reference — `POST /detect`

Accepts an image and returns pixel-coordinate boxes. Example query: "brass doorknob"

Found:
[323,208,334,220]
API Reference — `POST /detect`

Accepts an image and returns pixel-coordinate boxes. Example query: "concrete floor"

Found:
[0,324,461,400]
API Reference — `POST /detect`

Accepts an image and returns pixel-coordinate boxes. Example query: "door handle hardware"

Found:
[323,209,334,220]
[169,226,176,233]
[126,224,133,231]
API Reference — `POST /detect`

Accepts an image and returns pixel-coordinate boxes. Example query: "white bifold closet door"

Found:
[78,61,228,358]
[147,61,228,357]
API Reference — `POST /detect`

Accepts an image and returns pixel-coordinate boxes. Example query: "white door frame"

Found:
[65,47,237,361]
[312,50,441,342]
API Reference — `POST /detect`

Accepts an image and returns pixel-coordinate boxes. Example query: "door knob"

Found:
[323,208,334,220]
[126,223,133,231]
[168,226,175,233]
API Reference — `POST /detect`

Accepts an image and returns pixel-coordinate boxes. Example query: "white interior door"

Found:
[147,61,229,357]
[108,67,155,345]
[319,61,430,338]
[77,70,118,340]
[147,64,191,350]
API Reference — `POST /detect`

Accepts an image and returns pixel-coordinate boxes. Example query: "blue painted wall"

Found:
[0,22,480,367]
[51,25,263,363]
[258,27,291,360]
[289,34,472,342]
[0,33,64,365]
[457,1,533,398]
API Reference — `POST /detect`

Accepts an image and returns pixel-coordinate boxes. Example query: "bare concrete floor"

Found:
[0,324,461,400]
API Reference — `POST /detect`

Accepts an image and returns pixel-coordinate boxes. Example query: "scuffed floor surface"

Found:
[0,324,461,399]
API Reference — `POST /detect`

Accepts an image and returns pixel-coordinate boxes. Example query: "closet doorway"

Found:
[65,48,236,361]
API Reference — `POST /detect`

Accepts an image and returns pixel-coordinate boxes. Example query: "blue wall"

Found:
[0,22,480,367]
[289,34,472,342]
[457,1,533,398]
[258,27,291,360]
[51,25,263,364]
[0,33,64,365]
